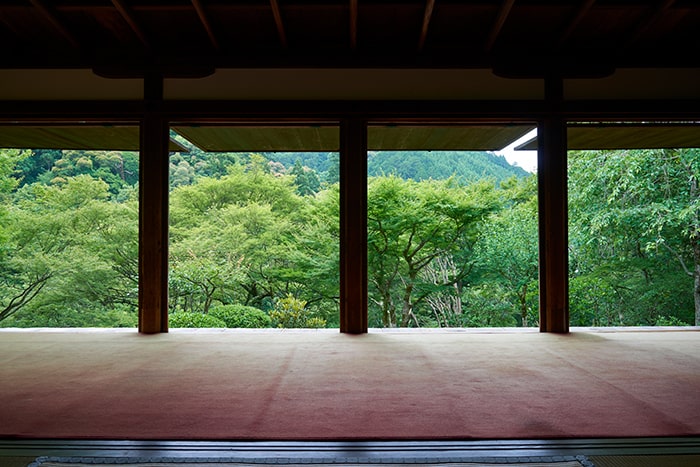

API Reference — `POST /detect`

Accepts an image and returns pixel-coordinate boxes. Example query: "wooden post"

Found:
[339,118,368,333]
[538,75,569,333]
[138,74,169,333]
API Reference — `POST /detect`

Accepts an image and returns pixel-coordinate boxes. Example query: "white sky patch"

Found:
[496,128,538,173]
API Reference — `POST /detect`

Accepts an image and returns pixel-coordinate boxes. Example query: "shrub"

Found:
[269,294,327,328]
[304,316,327,329]
[655,315,690,326]
[209,304,271,328]
[169,312,226,328]
[0,304,138,328]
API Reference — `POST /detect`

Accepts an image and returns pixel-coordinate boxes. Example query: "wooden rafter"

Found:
[111,0,151,50]
[269,0,288,49]
[624,0,676,50]
[418,0,436,52]
[350,0,358,50]
[485,0,516,53]
[29,0,80,49]
[558,0,596,48]
[192,0,219,50]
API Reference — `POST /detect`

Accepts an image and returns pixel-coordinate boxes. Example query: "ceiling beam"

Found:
[485,0,516,53]
[191,0,220,50]
[269,0,288,49]
[418,0,436,52]
[29,0,81,49]
[111,0,151,50]
[558,0,596,48]
[623,0,676,50]
[350,0,358,50]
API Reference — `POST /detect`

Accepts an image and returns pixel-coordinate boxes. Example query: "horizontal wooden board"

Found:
[0,126,184,151]
[516,124,700,150]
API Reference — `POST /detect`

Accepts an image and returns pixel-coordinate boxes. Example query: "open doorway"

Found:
[518,121,700,327]
[0,123,147,328]
[366,123,539,328]
[167,123,341,329]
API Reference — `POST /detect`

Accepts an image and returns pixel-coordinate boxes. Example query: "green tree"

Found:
[169,164,307,311]
[367,175,499,327]
[471,175,539,327]
[2,174,138,327]
[169,231,246,313]
[568,149,698,326]
[170,158,196,188]
[14,149,61,187]
[281,184,340,325]
[324,152,340,184]
[38,150,138,195]
[290,159,321,195]
[368,151,528,183]
[0,149,54,323]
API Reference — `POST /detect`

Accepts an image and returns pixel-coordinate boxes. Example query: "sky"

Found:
[495,128,538,173]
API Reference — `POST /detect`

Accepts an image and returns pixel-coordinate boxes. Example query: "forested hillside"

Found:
[265,150,528,183]
[368,151,529,181]
[1,146,697,328]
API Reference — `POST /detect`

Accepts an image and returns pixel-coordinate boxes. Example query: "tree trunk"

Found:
[0,272,51,322]
[686,156,700,326]
[401,281,414,327]
[519,283,528,327]
[694,245,700,326]
[380,289,396,327]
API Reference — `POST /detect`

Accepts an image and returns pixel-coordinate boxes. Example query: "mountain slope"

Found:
[368,151,529,182]
[268,150,529,184]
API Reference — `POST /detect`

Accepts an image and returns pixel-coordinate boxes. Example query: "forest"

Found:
[0,144,697,328]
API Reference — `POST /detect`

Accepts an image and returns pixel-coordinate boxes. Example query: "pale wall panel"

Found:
[164,69,544,101]
[565,68,700,100]
[0,69,143,100]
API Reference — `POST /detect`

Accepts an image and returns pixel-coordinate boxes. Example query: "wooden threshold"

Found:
[1,438,700,461]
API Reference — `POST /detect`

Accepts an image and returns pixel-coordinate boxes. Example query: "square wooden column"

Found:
[339,118,368,333]
[138,75,170,333]
[538,77,569,333]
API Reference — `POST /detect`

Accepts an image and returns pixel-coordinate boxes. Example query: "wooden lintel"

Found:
[4,99,700,122]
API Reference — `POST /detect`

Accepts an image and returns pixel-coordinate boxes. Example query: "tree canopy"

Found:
[0,145,696,328]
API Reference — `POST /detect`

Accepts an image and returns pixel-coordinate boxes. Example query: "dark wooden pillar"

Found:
[138,74,169,333]
[538,76,569,333]
[339,118,368,333]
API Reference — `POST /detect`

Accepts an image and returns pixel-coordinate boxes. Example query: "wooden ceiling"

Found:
[516,123,700,150]
[1,1,699,75]
[0,125,186,151]
[173,124,536,151]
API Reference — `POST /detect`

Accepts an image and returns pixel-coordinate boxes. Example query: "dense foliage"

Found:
[568,149,699,327]
[0,145,696,328]
[209,304,272,328]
